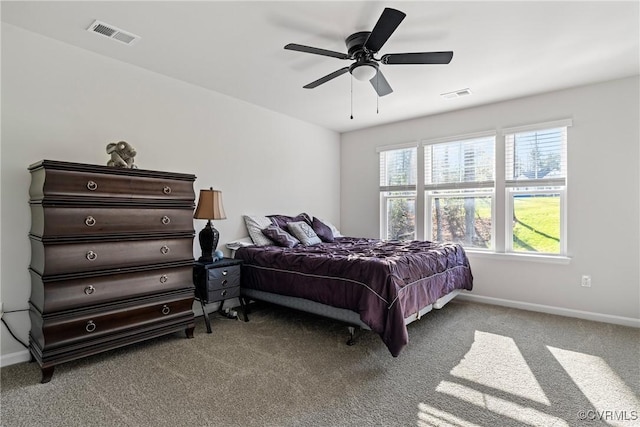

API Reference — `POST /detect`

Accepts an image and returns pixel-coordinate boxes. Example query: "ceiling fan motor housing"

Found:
[346,31,378,80]
[345,31,372,58]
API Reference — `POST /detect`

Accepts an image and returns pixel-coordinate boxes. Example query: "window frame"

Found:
[377,119,572,259]
[377,142,418,240]
[502,120,570,256]
[422,131,497,250]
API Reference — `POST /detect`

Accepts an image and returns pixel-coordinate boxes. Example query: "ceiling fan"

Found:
[284,7,453,97]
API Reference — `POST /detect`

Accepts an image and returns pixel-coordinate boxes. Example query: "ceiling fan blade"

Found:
[303,67,350,89]
[381,51,454,65]
[369,69,393,97]
[285,43,349,60]
[364,8,406,53]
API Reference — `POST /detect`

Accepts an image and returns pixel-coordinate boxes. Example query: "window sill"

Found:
[465,250,572,265]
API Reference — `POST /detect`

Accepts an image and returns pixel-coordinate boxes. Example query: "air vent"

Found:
[441,88,472,100]
[86,20,140,45]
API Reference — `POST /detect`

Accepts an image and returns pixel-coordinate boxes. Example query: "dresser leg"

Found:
[40,366,54,383]
[185,323,195,339]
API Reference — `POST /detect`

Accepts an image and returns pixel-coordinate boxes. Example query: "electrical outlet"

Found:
[581,275,592,288]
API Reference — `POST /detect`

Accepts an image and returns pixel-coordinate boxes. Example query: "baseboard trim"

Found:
[456,294,640,328]
[0,349,31,368]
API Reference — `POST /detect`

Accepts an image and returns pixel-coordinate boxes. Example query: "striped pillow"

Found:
[261,225,299,248]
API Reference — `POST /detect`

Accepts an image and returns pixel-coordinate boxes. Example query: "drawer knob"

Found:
[86,251,98,261]
[159,274,168,283]
[161,305,171,315]
[221,279,228,287]
[85,320,96,333]
[222,270,228,276]
[221,290,228,297]
[161,215,171,225]
[84,285,95,295]
[87,180,98,191]
[163,186,172,195]
[160,245,170,255]
[85,216,96,227]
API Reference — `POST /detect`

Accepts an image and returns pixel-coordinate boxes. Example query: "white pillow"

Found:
[287,221,322,246]
[243,215,275,246]
[225,237,255,250]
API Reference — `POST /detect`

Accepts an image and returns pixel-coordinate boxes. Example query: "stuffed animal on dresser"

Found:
[106,141,137,168]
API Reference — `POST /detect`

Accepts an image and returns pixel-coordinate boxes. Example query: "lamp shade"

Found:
[194,188,226,220]
[351,64,377,81]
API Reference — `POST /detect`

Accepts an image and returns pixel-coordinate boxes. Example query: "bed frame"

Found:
[241,288,462,345]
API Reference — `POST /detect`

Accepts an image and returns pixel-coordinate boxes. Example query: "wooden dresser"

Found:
[28,160,196,383]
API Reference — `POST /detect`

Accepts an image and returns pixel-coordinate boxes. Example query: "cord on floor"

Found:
[1,310,30,349]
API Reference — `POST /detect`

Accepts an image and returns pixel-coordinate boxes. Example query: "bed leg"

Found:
[346,326,357,346]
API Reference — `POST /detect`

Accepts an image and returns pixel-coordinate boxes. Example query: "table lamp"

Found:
[193,187,226,262]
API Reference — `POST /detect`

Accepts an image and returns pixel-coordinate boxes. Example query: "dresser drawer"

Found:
[30,292,194,351]
[30,236,194,276]
[30,265,194,313]
[29,165,195,203]
[30,205,194,238]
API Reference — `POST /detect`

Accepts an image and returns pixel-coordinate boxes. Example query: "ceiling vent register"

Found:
[86,20,140,45]
[440,88,472,100]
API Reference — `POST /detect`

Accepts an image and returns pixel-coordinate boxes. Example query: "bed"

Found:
[232,215,473,356]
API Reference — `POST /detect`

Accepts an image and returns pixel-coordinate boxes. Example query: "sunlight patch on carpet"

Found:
[449,330,551,405]
[435,381,569,427]
[548,346,640,427]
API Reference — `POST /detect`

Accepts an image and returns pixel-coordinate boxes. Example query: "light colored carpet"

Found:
[1,300,639,427]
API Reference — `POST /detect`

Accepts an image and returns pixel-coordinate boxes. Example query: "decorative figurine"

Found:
[106,141,137,168]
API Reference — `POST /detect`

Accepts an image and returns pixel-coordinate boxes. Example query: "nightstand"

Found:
[193,258,248,333]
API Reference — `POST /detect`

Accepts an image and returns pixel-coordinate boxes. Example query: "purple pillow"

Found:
[268,213,312,230]
[261,224,299,248]
[312,217,334,242]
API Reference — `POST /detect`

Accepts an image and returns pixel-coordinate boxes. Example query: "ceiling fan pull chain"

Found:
[376,73,380,114]
[350,74,354,120]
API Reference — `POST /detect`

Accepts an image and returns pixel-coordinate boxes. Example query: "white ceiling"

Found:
[2,1,639,133]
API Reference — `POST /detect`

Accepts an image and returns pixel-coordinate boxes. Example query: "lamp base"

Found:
[198,220,219,263]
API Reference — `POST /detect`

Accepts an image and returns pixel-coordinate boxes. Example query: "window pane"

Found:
[512,193,560,254]
[386,197,415,240]
[506,128,566,182]
[431,196,492,248]
[380,148,417,187]
[426,136,494,188]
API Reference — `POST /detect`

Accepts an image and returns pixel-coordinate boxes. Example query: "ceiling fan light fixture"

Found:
[351,64,377,81]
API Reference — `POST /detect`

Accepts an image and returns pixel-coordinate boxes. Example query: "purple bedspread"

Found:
[235,237,473,356]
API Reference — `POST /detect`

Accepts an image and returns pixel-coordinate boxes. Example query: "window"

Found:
[379,146,417,240]
[505,126,567,254]
[425,134,495,249]
[378,120,571,257]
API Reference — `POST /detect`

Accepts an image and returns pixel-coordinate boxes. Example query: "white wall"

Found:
[0,25,340,359]
[341,76,640,322]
